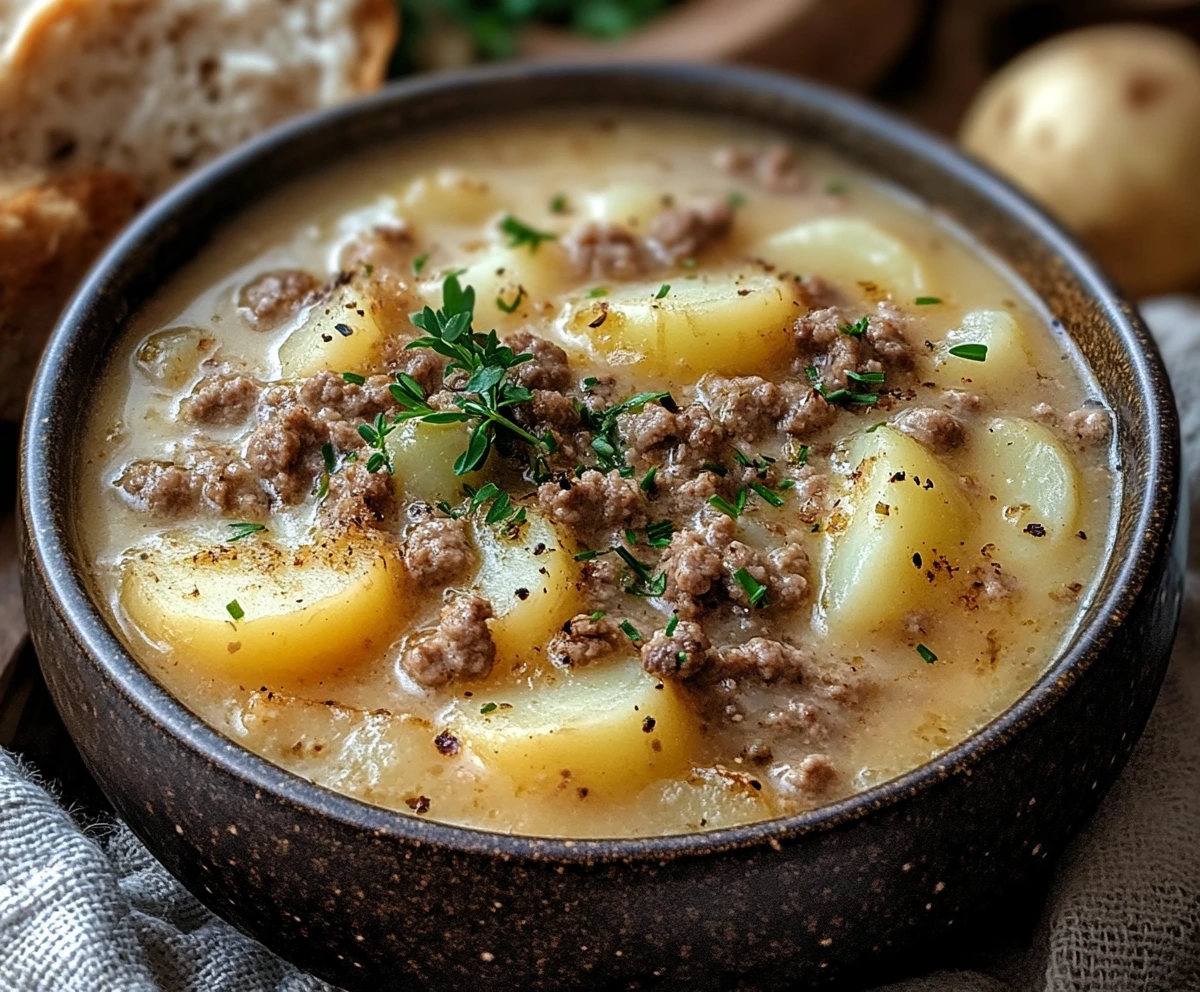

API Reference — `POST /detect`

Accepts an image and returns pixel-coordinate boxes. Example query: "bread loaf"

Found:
[0,0,397,419]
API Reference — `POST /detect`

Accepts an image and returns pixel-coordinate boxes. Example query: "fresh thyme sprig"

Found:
[390,272,556,476]
[358,412,398,474]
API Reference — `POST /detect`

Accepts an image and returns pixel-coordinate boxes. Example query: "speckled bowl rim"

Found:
[21,62,1179,862]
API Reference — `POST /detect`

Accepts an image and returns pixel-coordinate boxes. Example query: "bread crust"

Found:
[352,0,400,92]
[0,171,142,420]
[0,0,398,420]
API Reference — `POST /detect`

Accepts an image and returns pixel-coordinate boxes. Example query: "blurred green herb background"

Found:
[388,0,679,74]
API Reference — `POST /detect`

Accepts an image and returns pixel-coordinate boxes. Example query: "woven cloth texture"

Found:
[1,299,1197,992]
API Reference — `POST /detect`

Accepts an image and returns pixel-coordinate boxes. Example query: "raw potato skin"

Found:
[961,25,1200,297]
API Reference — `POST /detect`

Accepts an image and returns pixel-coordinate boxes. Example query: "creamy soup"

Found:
[79,112,1116,838]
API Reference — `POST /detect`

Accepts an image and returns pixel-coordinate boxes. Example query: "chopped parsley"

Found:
[499,214,557,253]
[845,370,885,385]
[341,371,366,385]
[915,296,943,306]
[549,193,568,214]
[702,460,728,477]
[655,283,671,300]
[794,443,810,466]
[588,610,606,621]
[226,599,244,621]
[640,466,658,493]
[586,287,608,298]
[227,522,266,542]
[495,287,524,313]
[412,252,429,275]
[619,620,643,643]
[479,702,498,715]
[733,568,769,608]
[916,643,938,664]
[948,343,988,362]
[665,613,679,636]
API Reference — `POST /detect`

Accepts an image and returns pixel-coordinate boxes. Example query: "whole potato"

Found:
[961,25,1200,297]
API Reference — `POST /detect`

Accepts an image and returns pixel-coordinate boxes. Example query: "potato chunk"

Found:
[936,309,1035,391]
[401,169,499,226]
[385,419,488,506]
[424,242,568,331]
[277,286,388,378]
[822,426,973,636]
[583,183,664,229]
[240,690,440,809]
[974,417,1080,555]
[454,660,698,797]
[471,511,583,670]
[120,536,404,681]
[759,217,928,298]
[566,271,796,379]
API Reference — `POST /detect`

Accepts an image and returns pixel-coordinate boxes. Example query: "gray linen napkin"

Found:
[1,301,1197,992]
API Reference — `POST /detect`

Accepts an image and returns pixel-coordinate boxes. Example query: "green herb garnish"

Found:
[845,370,885,385]
[707,492,748,520]
[399,273,553,475]
[480,702,498,715]
[495,288,524,314]
[499,214,558,253]
[227,522,266,542]
[916,643,938,664]
[915,296,942,306]
[226,600,244,621]
[589,610,606,621]
[948,343,988,362]
[615,546,667,597]
[582,390,671,474]
[645,519,674,547]
[586,287,608,298]
[655,283,671,300]
[748,481,784,507]
[620,620,643,643]
[342,371,366,385]
[840,316,870,338]
[549,193,568,214]
[358,411,398,475]
[640,466,658,493]
[665,613,679,636]
[733,568,769,608]
[727,191,747,209]
[412,252,429,275]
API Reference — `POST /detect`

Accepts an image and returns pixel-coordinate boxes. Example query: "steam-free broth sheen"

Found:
[79,113,1116,838]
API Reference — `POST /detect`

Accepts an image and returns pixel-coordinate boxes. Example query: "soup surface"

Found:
[79,112,1117,838]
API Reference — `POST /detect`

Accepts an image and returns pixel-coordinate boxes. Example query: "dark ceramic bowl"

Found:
[19,64,1184,991]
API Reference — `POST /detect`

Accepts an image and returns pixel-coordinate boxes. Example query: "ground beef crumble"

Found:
[548,614,624,668]
[646,197,734,265]
[402,514,475,585]
[894,407,966,452]
[238,269,321,328]
[537,469,646,533]
[641,619,712,679]
[402,596,496,689]
[563,222,647,281]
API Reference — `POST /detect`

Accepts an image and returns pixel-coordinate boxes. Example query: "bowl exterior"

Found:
[19,64,1182,991]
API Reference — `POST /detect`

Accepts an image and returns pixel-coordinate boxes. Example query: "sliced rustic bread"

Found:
[0,0,397,419]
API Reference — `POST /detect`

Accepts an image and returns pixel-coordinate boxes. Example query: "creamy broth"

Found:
[78,112,1116,838]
